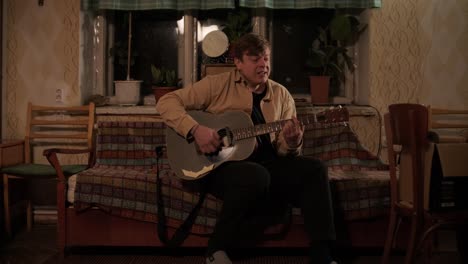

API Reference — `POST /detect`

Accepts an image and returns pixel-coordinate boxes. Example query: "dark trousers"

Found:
[204,155,336,254]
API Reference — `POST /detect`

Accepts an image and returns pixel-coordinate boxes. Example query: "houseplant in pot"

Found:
[114,12,142,105]
[306,11,366,104]
[222,9,253,60]
[151,65,179,102]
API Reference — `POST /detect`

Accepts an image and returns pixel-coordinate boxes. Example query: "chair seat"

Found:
[1,163,87,178]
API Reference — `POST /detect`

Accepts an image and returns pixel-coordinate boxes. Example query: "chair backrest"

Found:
[25,102,95,164]
[386,104,430,214]
[383,113,398,207]
[428,106,468,143]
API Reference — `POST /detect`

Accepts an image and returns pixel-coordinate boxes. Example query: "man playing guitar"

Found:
[156,33,337,264]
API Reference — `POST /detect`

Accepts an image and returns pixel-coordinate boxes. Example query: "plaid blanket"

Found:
[74,120,389,235]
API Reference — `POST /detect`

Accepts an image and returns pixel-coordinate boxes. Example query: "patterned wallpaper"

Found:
[3,0,80,139]
[3,0,468,160]
[367,0,468,160]
[369,0,468,115]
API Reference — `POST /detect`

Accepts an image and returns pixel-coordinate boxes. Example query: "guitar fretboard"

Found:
[232,112,339,141]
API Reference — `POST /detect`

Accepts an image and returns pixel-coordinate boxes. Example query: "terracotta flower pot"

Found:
[309,76,330,104]
[152,86,178,102]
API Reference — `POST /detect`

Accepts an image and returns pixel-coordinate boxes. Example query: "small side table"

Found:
[0,140,24,237]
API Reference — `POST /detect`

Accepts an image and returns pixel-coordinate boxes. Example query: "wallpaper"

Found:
[369,0,468,115]
[3,0,80,140]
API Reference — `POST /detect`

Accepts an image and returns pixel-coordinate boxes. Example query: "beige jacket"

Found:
[156,69,301,156]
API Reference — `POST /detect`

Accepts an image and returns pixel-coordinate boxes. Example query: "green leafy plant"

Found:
[151,65,178,87]
[306,11,367,83]
[222,9,253,47]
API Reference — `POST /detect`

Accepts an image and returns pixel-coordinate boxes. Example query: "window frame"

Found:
[82,9,367,105]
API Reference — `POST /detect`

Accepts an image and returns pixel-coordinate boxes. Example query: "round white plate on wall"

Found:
[202,30,229,58]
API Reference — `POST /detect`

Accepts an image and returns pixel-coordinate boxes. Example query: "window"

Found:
[269,9,335,95]
[82,8,365,104]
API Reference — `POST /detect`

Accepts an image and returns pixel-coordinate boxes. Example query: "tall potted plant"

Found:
[306,11,366,104]
[114,12,142,105]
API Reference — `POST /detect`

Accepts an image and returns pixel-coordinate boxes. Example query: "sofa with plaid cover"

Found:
[48,116,391,256]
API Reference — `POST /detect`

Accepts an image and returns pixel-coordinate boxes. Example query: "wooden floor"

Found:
[0,224,462,264]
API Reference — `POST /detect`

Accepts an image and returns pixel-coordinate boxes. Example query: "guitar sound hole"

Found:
[205,128,235,162]
[218,127,233,147]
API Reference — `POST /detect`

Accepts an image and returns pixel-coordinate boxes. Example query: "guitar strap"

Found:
[155,146,208,248]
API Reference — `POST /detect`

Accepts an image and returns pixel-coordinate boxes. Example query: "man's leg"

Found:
[205,161,271,257]
[265,156,336,263]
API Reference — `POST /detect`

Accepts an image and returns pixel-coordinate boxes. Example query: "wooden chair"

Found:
[2,102,95,237]
[428,106,468,143]
[382,103,468,264]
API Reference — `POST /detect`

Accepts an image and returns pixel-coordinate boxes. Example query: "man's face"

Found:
[235,48,270,87]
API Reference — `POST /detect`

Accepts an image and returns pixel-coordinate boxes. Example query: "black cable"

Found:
[154,145,209,248]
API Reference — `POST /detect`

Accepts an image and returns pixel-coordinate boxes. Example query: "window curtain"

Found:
[82,0,236,10]
[82,0,380,10]
[238,0,381,8]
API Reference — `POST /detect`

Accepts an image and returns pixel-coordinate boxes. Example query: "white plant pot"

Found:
[114,80,142,105]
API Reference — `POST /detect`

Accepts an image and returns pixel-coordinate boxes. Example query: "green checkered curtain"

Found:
[238,0,381,8]
[82,0,235,10]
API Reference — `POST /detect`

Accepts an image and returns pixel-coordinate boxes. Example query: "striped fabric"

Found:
[82,0,380,10]
[74,119,389,235]
[300,121,388,171]
[239,0,381,8]
[82,0,235,10]
[74,121,222,234]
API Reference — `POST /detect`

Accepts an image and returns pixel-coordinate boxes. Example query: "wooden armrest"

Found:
[43,148,92,156]
[431,121,468,129]
[430,108,468,115]
[428,130,468,143]
[43,148,95,182]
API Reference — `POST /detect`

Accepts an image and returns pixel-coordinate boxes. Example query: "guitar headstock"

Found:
[315,106,349,124]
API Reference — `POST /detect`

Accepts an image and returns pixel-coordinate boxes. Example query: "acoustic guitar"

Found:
[166,108,349,180]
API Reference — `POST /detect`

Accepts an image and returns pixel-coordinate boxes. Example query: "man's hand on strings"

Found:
[282,117,304,148]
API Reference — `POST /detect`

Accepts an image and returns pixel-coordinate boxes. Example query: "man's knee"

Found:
[240,163,270,193]
[300,157,328,184]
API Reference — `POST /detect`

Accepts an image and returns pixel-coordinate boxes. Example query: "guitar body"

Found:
[166,111,256,180]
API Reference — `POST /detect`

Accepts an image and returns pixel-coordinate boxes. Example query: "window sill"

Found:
[96,104,377,118]
[96,105,158,116]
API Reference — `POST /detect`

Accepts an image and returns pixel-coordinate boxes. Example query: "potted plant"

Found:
[306,10,367,104]
[151,65,179,102]
[113,12,142,105]
[222,9,253,59]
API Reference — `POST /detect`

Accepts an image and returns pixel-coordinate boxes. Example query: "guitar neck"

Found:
[232,113,327,141]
